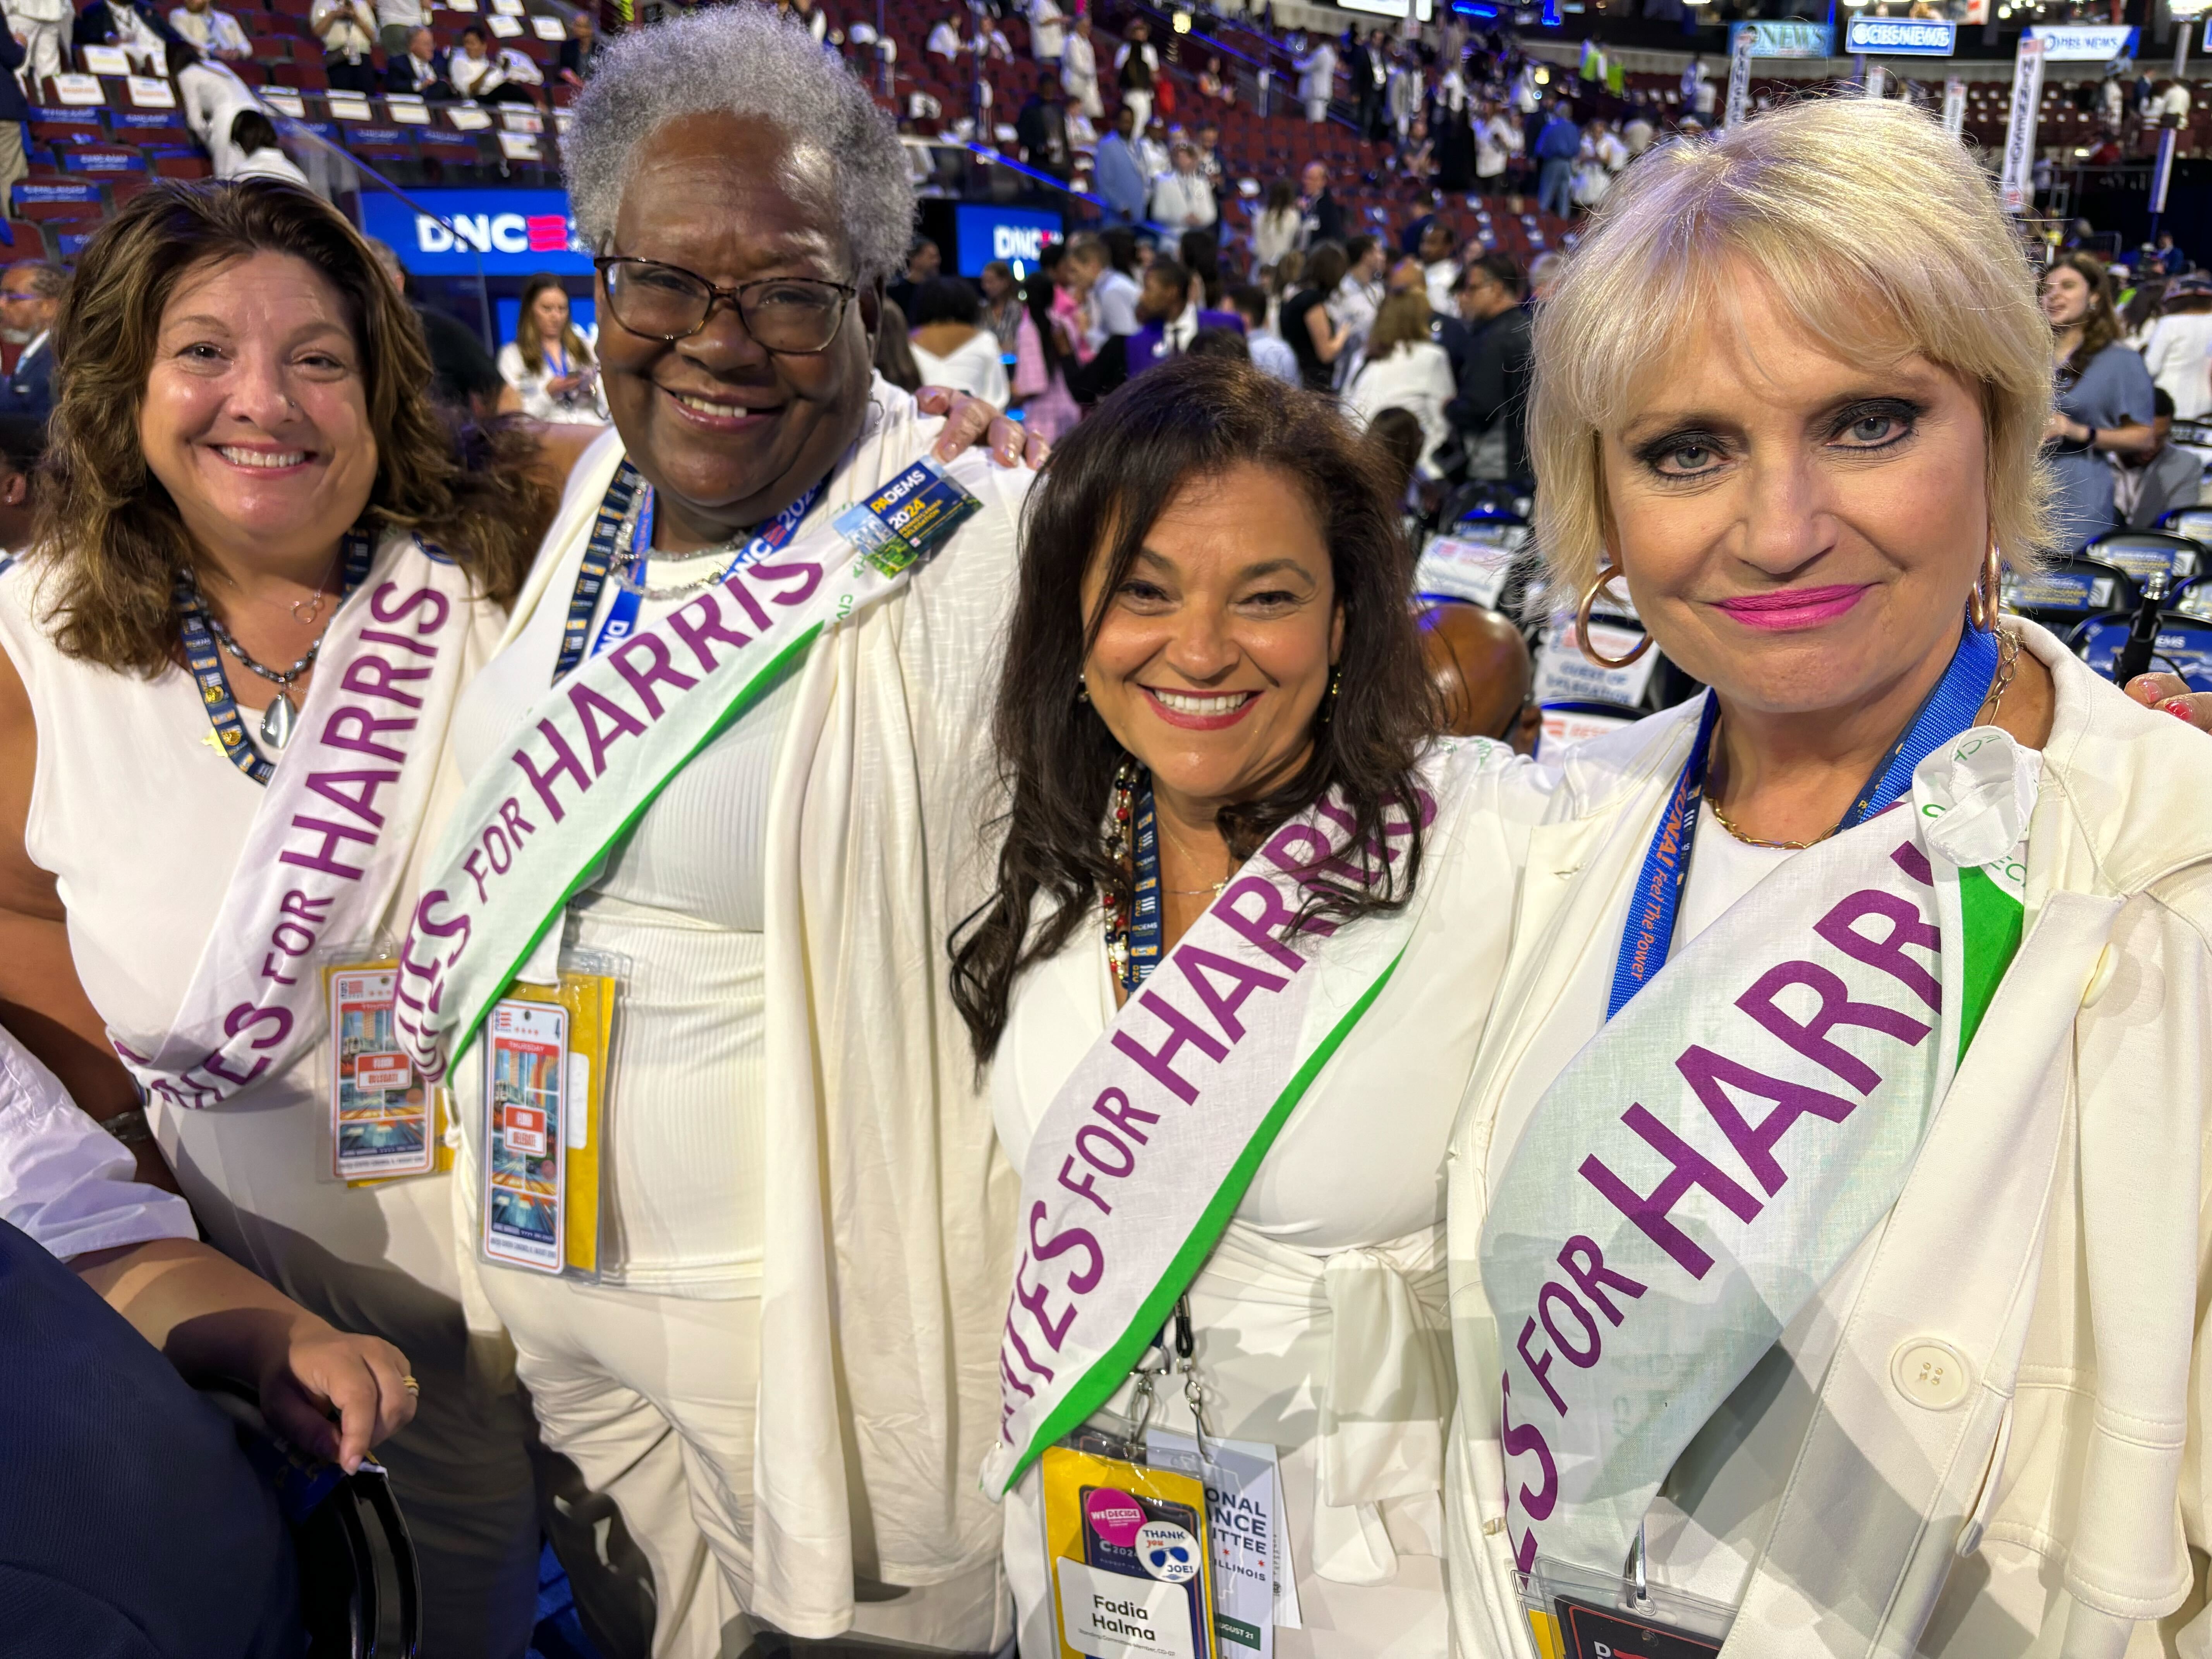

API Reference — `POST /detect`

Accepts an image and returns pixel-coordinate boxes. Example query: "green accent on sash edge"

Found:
[445,622,824,1075]
[1002,949,1407,1492]
[1955,864,2025,1063]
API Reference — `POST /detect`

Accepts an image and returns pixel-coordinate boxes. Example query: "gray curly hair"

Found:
[565,9,915,285]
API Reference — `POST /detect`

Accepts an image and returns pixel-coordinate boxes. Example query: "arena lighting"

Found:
[1171,9,1191,30]
[1535,64,1551,81]
[2172,0,2210,19]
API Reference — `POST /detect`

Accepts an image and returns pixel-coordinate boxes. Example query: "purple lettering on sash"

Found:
[369,580,451,635]
[1003,1315,1058,1387]
[1091,1087,1159,1143]
[1075,1123,1136,1177]
[1539,1282,1602,1368]
[1500,1371,1559,1533]
[720,571,773,634]
[1735,960,1930,1094]
[201,1048,268,1087]
[321,706,413,764]
[1013,1256,1079,1352]
[1580,1104,1763,1279]
[498,797,536,844]
[279,890,331,924]
[462,848,490,902]
[1000,1356,1037,1402]
[279,815,375,879]
[1675,1045,1858,1197]
[1262,820,1333,881]
[270,921,314,955]
[569,682,647,776]
[1173,946,1290,1042]
[338,653,431,709]
[1517,1316,1567,1413]
[1557,1235,1646,1324]
[356,627,438,659]
[1109,989,1231,1104]
[1214,876,1310,973]
[1815,888,1941,1010]
[668,590,754,671]
[1891,841,1934,886]
[483,823,513,875]
[750,556,823,607]
[224,1000,291,1049]
[1030,1201,1105,1295]
[259,955,297,987]
[1057,1154,1113,1215]
[514,719,592,822]
[607,633,699,719]
[304,768,398,830]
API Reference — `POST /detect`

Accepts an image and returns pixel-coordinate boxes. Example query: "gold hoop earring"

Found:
[1969,536,2004,633]
[1575,563,1653,670]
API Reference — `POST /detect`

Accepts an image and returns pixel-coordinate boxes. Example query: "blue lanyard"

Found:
[552,462,822,683]
[179,530,376,787]
[1119,781,1166,993]
[1606,621,2001,1020]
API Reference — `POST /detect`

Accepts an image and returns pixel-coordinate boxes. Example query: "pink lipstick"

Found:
[1712,584,1871,632]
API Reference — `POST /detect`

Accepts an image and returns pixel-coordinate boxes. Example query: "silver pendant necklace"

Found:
[609,492,752,602]
[184,570,332,750]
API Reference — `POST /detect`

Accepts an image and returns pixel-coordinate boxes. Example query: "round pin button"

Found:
[1892,1339,1971,1410]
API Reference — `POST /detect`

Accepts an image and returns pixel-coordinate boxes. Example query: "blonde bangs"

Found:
[1529,98,2056,603]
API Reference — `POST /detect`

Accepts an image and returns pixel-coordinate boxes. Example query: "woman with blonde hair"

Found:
[1441,98,2212,1656]
[1344,288,1456,472]
[497,270,607,423]
[2040,249,2156,551]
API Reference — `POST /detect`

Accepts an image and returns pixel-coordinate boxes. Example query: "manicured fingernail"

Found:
[2166,701,2194,719]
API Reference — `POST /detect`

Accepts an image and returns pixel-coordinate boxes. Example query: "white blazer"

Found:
[1443,624,2212,1657]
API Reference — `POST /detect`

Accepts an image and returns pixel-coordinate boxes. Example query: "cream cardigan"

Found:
[473,383,1027,1638]
[1442,625,2212,1657]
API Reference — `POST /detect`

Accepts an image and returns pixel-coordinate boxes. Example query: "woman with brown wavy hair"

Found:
[0,178,582,1657]
[955,357,1529,1654]
[2040,250,2158,550]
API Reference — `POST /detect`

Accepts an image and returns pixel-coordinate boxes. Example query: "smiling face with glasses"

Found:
[592,109,880,555]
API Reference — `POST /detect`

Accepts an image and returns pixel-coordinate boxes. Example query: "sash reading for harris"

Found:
[391,458,979,1079]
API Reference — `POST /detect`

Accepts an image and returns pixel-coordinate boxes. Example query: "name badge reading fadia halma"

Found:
[833,457,981,577]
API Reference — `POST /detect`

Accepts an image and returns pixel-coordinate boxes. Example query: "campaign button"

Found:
[1892,1338,1971,1410]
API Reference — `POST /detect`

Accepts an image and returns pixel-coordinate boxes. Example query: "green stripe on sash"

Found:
[1956,864,2025,1063]
[1008,951,1406,1486]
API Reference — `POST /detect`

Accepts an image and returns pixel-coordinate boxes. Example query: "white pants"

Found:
[12,17,64,91]
[1120,88,1152,137]
[486,1269,1013,1657]
[1305,96,1330,123]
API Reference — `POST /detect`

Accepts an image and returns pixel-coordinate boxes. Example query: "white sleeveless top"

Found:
[447,492,801,1297]
[0,550,506,1297]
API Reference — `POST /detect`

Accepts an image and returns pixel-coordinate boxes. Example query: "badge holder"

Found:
[321,945,450,1188]
[1041,1298,1221,1659]
[1516,1533,1736,1659]
[477,949,621,1283]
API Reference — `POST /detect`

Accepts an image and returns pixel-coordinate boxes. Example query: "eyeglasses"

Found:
[595,256,857,355]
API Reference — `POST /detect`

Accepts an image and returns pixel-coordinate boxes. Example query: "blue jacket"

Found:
[1534,114,1582,162]
[0,338,53,424]
[1094,133,1149,223]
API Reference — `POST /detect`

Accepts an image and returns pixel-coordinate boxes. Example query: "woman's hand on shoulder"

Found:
[2126,672,2212,732]
[915,385,1049,470]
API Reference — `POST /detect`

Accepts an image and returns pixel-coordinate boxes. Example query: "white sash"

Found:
[118,534,480,1110]
[1479,729,2039,1576]
[984,738,1512,1494]
[392,484,943,1082]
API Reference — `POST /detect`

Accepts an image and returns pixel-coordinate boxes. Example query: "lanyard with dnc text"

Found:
[553,460,823,683]
[1606,620,2001,1020]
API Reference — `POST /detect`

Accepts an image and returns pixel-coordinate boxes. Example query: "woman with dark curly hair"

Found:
[957,357,1528,1654]
[0,178,586,1656]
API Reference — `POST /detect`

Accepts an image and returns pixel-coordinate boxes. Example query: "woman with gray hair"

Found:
[388,9,1028,1652]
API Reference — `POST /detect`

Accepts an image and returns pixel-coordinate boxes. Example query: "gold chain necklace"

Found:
[1154,809,1236,897]
[1707,628,2020,852]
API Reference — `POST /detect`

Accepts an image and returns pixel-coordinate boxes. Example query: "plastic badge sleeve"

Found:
[321,951,446,1187]
[1516,1553,1735,1659]
[1040,1443,1218,1659]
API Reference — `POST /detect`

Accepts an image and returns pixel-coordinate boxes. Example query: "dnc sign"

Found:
[359,188,592,276]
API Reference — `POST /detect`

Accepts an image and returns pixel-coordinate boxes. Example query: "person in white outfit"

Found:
[173,41,260,163]
[167,0,249,59]
[1345,291,1456,474]
[0,177,582,1659]
[495,272,607,424]
[1149,139,1217,231]
[1061,14,1101,119]
[7,0,70,93]
[1297,33,1337,122]
[1115,18,1158,142]
[957,357,1524,1658]
[222,111,312,186]
[1029,0,1062,62]
[1444,100,2212,1658]
[2141,273,2212,421]
[906,274,1012,406]
[393,12,1035,1654]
